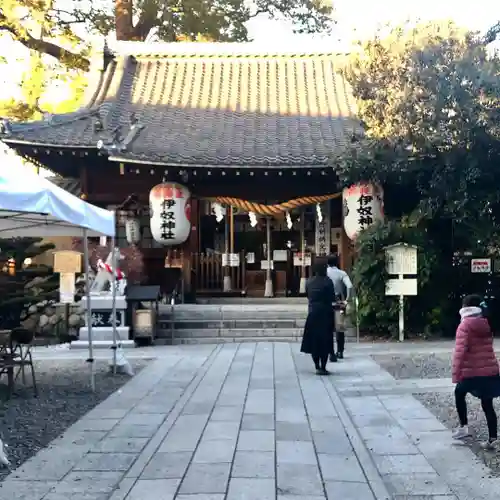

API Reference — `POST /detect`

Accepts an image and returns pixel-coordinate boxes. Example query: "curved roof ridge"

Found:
[107,40,352,58]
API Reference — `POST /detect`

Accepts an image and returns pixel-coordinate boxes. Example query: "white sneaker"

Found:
[452,426,471,440]
[479,439,497,450]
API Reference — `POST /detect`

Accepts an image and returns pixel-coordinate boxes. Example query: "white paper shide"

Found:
[150,183,191,245]
[343,183,384,240]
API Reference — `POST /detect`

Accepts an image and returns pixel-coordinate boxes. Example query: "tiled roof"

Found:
[1,42,361,167]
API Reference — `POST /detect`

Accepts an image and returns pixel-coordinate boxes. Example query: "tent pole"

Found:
[83,230,95,392]
[111,237,117,374]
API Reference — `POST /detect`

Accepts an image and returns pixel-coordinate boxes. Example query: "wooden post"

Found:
[299,209,307,294]
[223,205,231,292]
[230,206,234,254]
[264,217,273,297]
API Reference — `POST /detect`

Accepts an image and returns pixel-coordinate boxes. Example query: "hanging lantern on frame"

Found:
[125,217,141,244]
[149,183,191,245]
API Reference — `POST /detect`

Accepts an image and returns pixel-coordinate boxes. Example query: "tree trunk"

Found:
[115,0,135,41]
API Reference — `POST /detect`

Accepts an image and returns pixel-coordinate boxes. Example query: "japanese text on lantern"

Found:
[357,191,374,229]
[159,186,183,241]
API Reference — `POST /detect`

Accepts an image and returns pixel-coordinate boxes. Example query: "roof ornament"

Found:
[0,118,12,136]
[43,112,54,124]
[96,125,127,154]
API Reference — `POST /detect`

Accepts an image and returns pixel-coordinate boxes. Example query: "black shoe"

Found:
[316,368,330,376]
[329,353,338,362]
[337,352,344,360]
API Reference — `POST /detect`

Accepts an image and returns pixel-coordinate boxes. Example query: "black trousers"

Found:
[312,355,328,370]
[455,385,498,440]
[336,331,345,354]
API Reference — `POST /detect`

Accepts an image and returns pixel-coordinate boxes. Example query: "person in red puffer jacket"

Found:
[452,294,500,449]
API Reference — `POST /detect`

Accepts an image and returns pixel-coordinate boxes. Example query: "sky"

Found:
[1,0,500,176]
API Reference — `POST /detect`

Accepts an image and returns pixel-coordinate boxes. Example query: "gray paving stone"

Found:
[72,418,120,432]
[175,496,224,500]
[92,437,149,453]
[384,473,454,496]
[276,421,312,441]
[309,416,342,432]
[244,389,274,414]
[124,478,180,499]
[324,480,375,499]
[352,414,395,427]
[397,418,447,433]
[120,413,166,427]
[211,405,244,421]
[357,425,409,442]
[276,463,324,496]
[203,421,240,440]
[179,463,231,494]
[312,431,354,455]
[141,451,192,479]
[241,413,275,430]
[42,493,109,500]
[158,430,202,453]
[364,436,420,455]
[74,452,137,471]
[193,439,236,463]
[85,409,130,420]
[0,480,56,500]
[318,454,366,482]
[278,496,326,500]
[48,471,123,494]
[275,407,308,423]
[232,451,275,478]
[237,430,275,451]
[10,448,90,481]
[227,478,275,500]
[108,423,159,438]
[276,440,317,465]
[183,401,216,415]
[374,454,436,475]
[58,430,108,446]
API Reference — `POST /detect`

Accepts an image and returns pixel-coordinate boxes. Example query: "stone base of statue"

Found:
[71,294,134,349]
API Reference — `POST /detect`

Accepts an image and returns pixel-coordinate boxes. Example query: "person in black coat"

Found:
[301,260,336,375]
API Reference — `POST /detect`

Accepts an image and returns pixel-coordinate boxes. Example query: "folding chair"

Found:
[10,328,38,397]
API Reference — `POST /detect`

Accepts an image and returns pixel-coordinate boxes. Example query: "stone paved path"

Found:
[3,342,500,499]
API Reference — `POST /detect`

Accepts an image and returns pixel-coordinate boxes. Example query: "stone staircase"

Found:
[157,301,356,344]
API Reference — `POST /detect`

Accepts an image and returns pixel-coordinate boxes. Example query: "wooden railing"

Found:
[191,252,246,293]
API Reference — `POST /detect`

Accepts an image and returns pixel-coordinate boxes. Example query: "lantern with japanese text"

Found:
[342,183,384,240]
[149,183,191,245]
[125,218,141,244]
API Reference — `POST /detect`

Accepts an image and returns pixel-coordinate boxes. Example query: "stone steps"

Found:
[157,303,356,344]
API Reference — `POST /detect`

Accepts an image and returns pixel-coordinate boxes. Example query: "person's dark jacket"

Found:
[301,276,335,357]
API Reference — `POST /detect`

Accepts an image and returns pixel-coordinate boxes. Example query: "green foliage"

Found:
[76,0,333,42]
[335,22,500,336]
[0,238,58,328]
[336,21,500,237]
[352,220,442,338]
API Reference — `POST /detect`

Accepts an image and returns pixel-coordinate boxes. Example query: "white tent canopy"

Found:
[0,164,117,391]
[0,165,115,238]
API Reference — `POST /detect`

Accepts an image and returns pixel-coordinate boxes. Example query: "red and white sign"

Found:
[149,183,191,246]
[471,258,491,273]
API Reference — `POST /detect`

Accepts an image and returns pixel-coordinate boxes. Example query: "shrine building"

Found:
[0,42,380,299]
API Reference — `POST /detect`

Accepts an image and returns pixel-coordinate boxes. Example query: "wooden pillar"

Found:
[223,204,231,292]
[264,217,273,297]
[299,209,307,294]
[183,197,199,294]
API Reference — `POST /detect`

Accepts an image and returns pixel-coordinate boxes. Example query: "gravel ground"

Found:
[415,392,500,476]
[0,358,149,481]
[372,352,453,379]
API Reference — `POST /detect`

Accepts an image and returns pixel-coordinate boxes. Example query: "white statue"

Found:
[90,249,127,295]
